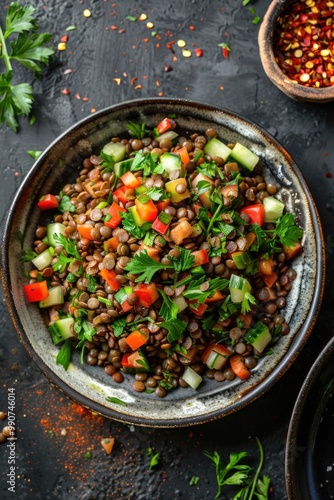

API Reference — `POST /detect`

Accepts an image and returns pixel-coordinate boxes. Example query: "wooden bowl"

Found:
[258,0,334,103]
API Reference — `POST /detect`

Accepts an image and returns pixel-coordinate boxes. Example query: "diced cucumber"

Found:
[182,366,203,390]
[263,196,284,223]
[32,248,54,270]
[171,295,188,313]
[114,158,133,177]
[232,252,252,270]
[229,274,251,303]
[47,223,66,247]
[244,321,272,353]
[102,141,126,162]
[160,152,183,177]
[206,351,228,370]
[155,130,178,143]
[230,142,259,171]
[204,138,232,161]
[39,286,64,308]
[48,317,75,345]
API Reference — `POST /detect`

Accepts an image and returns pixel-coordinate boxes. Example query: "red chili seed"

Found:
[194,48,203,57]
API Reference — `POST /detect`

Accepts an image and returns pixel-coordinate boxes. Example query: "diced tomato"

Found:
[205,290,225,303]
[197,156,205,165]
[122,350,150,372]
[229,355,251,380]
[283,241,303,261]
[187,301,208,317]
[263,272,278,288]
[104,236,119,252]
[239,204,265,227]
[120,171,142,189]
[104,202,126,229]
[157,197,171,212]
[175,146,190,167]
[77,224,95,241]
[113,186,135,205]
[121,353,133,369]
[121,300,133,312]
[191,249,210,267]
[37,194,59,211]
[23,280,49,302]
[201,343,231,364]
[134,283,159,307]
[238,313,253,328]
[170,220,194,245]
[135,197,158,222]
[125,330,149,350]
[99,268,121,291]
[156,117,174,135]
[136,244,161,261]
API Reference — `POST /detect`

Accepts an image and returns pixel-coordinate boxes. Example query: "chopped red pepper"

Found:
[151,211,172,235]
[77,224,95,240]
[37,194,59,210]
[134,283,159,307]
[187,301,208,317]
[191,249,210,267]
[23,280,49,302]
[157,197,171,212]
[135,196,158,222]
[156,117,174,135]
[104,202,126,229]
[175,146,190,167]
[113,186,135,205]
[99,268,121,291]
[194,48,203,57]
[125,330,149,350]
[120,171,142,189]
[230,355,251,380]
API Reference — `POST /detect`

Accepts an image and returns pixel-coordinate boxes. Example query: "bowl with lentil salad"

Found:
[1,98,325,427]
[258,0,334,102]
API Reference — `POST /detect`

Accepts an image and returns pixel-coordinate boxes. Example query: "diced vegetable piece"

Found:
[230,142,259,171]
[39,285,64,308]
[83,180,103,199]
[37,194,59,210]
[156,117,175,135]
[99,268,121,291]
[171,295,188,313]
[125,330,149,350]
[136,244,161,261]
[191,249,209,267]
[120,170,142,189]
[135,196,158,222]
[31,248,54,270]
[47,222,66,247]
[204,137,232,161]
[201,343,231,370]
[101,437,115,455]
[157,197,171,212]
[240,204,265,226]
[170,220,194,245]
[102,141,126,162]
[134,283,159,307]
[113,186,135,204]
[135,184,148,196]
[165,178,190,203]
[175,146,190,167]
[77,224,95,240]
[263,272,278,288]
[152,211,173,235]
[48,317,75,345]
[263,196,284,223]
[190,223,202,237]
[229,274,251,304]
[205,290,225,303]
[68,259,84,277]
[104,236,119,252]
[128,205,147,227]
[160,152,183,177]
[23,280,49,302]
[114,158,133,177]
[104,202,127,229]
[182,366,203,389]
[283,241,303,261]
[191,172,214,208]
[244,321,272,353]
[231,251,252,270]
[155,130,179,144]
[187,301,208,316]
[230,355,251,380]
[121,350,150,373]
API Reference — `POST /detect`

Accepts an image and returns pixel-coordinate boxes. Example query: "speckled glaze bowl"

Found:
[1,98,325,427]
[258,0,334,103]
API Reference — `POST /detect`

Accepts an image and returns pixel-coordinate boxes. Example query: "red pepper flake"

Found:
[157,91,164,96]
[91,107,96,113]
[326,172,333,178]
[82,97,89,102]
[61,88,70,95]
[194,48,203,57]
[135,84,142,89]
[123,72,128,77]
[60,35,69,43]
[75,93,81,100]
[324,152,329,156]
[223,47,229,59]
[111,25,117,30]
[118,28,125,34]
[143,37,149,43]
[166,40,175,50]
[130,76,138,85]
[156,79,161,87]
[63,68,74,75]
[172,55,178,62]
[189,25,195,31]
[164,64,173,72]
[142,75,147,80]
[220,85,225,90]
[156,43,160,48]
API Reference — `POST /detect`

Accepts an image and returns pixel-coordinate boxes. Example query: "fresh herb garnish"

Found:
[0,2,54,131]
[130,151,161,177]
[160,318,187,343]
[105,396,127,406]
[183,277,229,303]
[20,248,38,262]
[53,234,81,259]
[100,151,115,173]
[56,339,72,370]
[274,213,303,247]
[127,121,150,139]
[145,186,168,201]
[158,290,178,322]
[189,476,200,486]
[125,250,173,283]
[147,447,160,470]
[27,150,42,159]
[241,291,257,315]
[58,194,75,213]
[169,247,195,273]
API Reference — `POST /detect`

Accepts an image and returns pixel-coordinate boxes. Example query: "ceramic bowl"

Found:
[258,0,334,103]
[1,98,325,427]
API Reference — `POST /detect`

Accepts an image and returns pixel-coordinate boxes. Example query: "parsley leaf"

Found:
[20,248,37,262]
[145,187,167,201]
[183,277,229,303]
[112,317,127,337]
[147,447,160,470]
[0,3,54,131]
[53,234,81,259]
[27,149,42,159]
[169,247,195,273]
[127,121,150,139]
[58,194,75,213]
[121,211,150,239]
[100,151,115,173]
[130,151,160,177]
[56,339,72,370]
[274,213,303,247]
[160,318,187,343]
[158,290,178,321]
[241,291,257,315]
[124,250,173,283]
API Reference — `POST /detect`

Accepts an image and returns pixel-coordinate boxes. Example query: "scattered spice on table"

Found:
[273,0,334,87]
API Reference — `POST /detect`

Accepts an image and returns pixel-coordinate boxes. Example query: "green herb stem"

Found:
[0,26,12,71]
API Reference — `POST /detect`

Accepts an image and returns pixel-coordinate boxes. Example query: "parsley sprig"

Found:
[124,250,173,282]
[0,2,54,131]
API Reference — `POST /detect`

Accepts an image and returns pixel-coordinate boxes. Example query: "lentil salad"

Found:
[22,117,304,398]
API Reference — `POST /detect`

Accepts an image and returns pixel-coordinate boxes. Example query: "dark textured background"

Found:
[0,1,333,499]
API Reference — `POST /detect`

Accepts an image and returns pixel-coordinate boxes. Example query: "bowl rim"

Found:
[1,97,326,427]
[258,0,334,102]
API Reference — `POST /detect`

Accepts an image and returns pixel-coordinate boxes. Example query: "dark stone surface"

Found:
[0,1,333,498]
